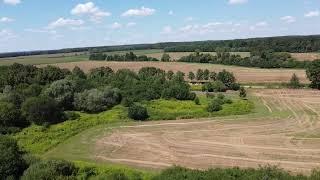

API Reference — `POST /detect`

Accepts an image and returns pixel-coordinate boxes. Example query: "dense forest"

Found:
[1,35,319,58]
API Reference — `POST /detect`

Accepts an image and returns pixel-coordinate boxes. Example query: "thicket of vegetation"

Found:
[89,51,159,61]
[179,50,310,69]
[307,59,320,89]
[0,63,198,134]
[1,35,319,59]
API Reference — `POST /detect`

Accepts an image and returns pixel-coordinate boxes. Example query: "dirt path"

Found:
[94,89,320,174]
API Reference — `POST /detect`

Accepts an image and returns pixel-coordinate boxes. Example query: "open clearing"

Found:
[45,89,320,174]
[291,53,320,61]
[47,61,309,83]
[93,89,320,173]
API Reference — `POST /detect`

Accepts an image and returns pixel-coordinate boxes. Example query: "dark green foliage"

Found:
[202,81,227,92]
[217,70,236,88]
[239,87,247,98]
[307,59,320,89]
[0,102,22,127]
[73,87,121,113]
[0,136,27,179]
[289,73,301,89]
[188,71,195,80]
[128,103,149,121]
[209,71,217,81]
[71,66,86,79]
[196,69,204,80]
[0,87,24,108]
[162,80,195,100]
[36,65,70,85]
[194,97,200,105]
[179,51,310,69]
[161,53,171,62]
[152,166,309,180]
[21,159,77,180]
[207,99,223,112]
[90,52,159,62]
[20,84,43,98]
[167,70,174,80]
[89,67,114,80]
[5,63,38,87]
[21,96,64,125]
[43,79,76,110]
[203,69,210,80]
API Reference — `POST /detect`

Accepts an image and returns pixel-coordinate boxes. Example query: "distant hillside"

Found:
[1,35,319,59]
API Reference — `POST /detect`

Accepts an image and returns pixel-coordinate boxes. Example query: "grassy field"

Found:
[15,94,253,155]
[43,89,320,174]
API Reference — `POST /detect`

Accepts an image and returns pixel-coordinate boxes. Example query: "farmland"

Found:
[45,89,320,174]
[47,61,309,83]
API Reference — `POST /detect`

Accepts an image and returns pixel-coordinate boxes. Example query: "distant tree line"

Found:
[89,52,159,61]
[0,63,196,134]
[1,35,319,59]
[179,50,310,69]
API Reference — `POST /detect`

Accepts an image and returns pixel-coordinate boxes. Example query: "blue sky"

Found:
[0,0,319,52]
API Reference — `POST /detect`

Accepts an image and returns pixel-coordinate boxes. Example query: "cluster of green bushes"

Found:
[89,51,159,61]
[207,94,232,112]
[0,63,196,134]
[179,50,310,69]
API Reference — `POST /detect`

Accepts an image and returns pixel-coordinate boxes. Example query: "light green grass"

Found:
[145,96,253,120]
[15,106,129,154]
[0,54,89,66]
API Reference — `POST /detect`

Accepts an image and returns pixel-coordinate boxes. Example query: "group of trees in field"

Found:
[164,35,320,53]
[179,50,310,69]
[0,63,197,133]
[89,51,159,62]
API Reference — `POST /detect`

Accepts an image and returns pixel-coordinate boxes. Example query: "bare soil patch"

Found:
[94,89,320,174]
[291,53,320,61]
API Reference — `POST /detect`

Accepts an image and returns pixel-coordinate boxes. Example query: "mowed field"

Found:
[291,53,320,61]
[48,61,309,83]
[45,89,320,174]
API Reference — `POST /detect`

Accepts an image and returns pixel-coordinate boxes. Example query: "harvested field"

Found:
[93,89,320,174]
[46,61,309,83]
[291,53,320,61]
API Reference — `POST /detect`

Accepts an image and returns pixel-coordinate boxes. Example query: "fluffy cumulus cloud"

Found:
[71,2,111,22]
[0,17,14,22]
[3,0,20,5]
[280,16,296,23]
[228,0,248,5]
[48,18,84,29]
[304,10,319,18]
[121,6,155,17]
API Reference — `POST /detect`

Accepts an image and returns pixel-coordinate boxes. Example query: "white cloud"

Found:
[0,29,17,41]
[48,18,84,29]
[3,0,20,5]
[71,2,111,22]
[168,10,174,15]
[121,6,155,17]
[228,0,248,5]
[126,22,136,27]
[304,10,319,17]
[280,16,296,23]
[25,28,57,34]
[250,21,268,31]
[161,26,173,34]
[111,22,122,29]
[0,17,14,22]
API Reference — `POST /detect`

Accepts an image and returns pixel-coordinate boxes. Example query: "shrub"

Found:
[72,66,86,79]
[43,79,76,110]
[128,104,149,121]
[306,59,320,89]
[188,72,195,80]
[288,73,301,89]
[36,65,70,85]
[0,135,27,179]
[161,53,171,62]
[21,159,77,180]
[239,87,247,98]
[0,102,23,127]
[21,96,64,125]
[73,87,121,113]
[202,81,227,92]
[207,99,223,112]
[217,69,236,88]
[194,97,200,105]
[167,71,174,80]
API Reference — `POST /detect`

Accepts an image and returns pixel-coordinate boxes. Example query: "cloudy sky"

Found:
[0,0,319,52]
